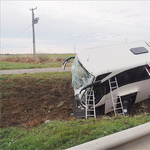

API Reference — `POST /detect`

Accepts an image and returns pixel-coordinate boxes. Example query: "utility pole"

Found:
[30,7,39,57]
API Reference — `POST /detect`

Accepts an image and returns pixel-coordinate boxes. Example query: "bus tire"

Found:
[122,99,131,115]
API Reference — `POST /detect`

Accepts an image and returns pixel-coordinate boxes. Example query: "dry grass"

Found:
[1,55,65,64]
[130,99,150,115]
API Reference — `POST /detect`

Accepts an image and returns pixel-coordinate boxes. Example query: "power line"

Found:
[1,24,32,44]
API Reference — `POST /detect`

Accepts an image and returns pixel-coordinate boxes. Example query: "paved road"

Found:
[0,67,71,75]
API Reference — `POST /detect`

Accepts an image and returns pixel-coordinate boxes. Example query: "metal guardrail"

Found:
[67,122,150,150]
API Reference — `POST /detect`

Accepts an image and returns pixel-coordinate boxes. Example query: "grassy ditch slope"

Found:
[0,72,74,128]
[1,72,150,150]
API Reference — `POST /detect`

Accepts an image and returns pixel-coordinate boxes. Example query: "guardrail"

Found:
[66,122,150,150]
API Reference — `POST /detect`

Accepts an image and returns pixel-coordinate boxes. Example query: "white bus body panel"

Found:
[74,41,150,114]
[78,41,150,77]
[102,79,150,114]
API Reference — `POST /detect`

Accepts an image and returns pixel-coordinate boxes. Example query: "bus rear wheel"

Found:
[122,99,132,116]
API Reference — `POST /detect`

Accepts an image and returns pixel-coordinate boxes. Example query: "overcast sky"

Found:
[1,1,150,54]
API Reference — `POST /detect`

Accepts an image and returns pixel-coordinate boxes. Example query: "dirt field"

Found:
[1,76,75,128]
[1,75,150,129]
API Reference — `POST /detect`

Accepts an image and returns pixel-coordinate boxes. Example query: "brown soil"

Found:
[1,76,150,129]
[1,77,75,128]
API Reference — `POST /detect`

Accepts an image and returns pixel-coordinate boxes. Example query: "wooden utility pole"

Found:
[30,7,39,57]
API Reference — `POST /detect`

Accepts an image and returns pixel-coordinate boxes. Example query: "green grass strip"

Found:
[0,61,62,70]
[1,115,150,150]
[0,72,71,80]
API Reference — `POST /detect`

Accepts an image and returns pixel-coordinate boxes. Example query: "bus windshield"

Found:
[71,56,94,96]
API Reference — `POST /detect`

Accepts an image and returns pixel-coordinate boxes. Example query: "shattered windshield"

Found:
[71,56,94,96]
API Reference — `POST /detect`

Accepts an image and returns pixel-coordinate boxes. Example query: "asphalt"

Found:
[0,67,71,75]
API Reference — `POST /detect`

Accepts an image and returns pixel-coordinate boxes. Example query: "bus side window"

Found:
[140,66,149,80]
[117,72,130,86]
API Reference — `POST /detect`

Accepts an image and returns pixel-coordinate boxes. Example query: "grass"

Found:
[1,115,150,150]
[0,72,73,127]
[0,54,75,70]
[0,61,62,70]
[0,72,72,101]
[1,72,150,149]
[0,72,71,81]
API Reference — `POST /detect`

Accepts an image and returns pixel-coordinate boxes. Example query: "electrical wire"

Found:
[1,24,32,44]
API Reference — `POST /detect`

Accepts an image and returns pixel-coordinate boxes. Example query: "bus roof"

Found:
[77,41,150,77]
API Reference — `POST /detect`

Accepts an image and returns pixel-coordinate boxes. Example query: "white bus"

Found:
[63,41,150,116]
